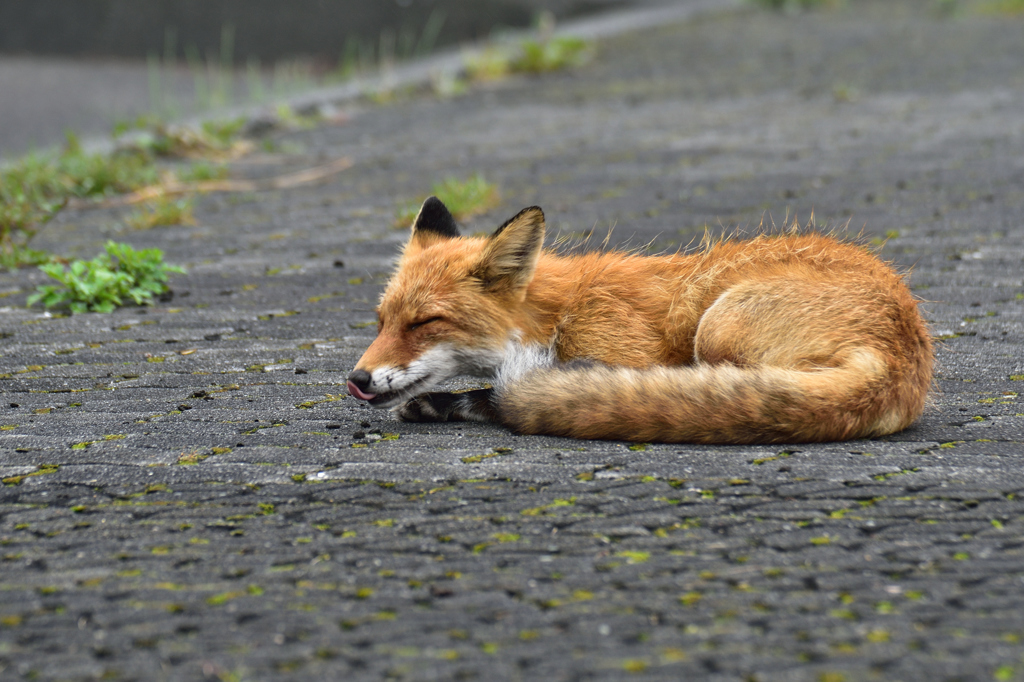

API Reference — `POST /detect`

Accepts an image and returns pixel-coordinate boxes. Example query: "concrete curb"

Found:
[198,0,747,122]
[38,0,743,162]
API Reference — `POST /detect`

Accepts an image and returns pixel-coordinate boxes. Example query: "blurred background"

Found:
[0,0,670,159]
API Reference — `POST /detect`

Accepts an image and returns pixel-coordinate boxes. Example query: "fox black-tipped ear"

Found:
[411,196,460,240]
[474,206,545,297]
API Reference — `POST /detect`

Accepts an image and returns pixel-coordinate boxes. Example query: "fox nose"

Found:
[347,369,377,401]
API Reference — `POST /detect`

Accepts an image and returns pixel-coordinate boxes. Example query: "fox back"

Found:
[348,197,933,444]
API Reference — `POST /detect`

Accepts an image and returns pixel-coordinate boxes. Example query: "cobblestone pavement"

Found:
[2,1,1024,680]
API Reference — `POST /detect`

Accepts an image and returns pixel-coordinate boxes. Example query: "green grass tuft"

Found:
[1,133,157,264]
[465,35,593,81]
[513,36,592,73]
[178,161,229,183]
[2,121,247,266]
[126,196,196,230]
[123,118,248,158]
[396,174,500,227]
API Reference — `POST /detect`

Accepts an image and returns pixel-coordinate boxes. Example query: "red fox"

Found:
[347,197,933,444]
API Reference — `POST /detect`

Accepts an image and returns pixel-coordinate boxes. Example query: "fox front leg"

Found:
[396,388,498,423]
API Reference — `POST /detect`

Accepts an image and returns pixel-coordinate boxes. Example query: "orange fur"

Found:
[349,198,933,444]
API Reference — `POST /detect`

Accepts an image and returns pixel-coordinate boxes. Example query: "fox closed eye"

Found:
[408,316,443,331]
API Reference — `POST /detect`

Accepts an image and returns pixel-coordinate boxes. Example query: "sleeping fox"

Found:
[347,197,932,443]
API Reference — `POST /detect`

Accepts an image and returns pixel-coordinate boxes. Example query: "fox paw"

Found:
[395,394,448,422]
[396,390,495,423]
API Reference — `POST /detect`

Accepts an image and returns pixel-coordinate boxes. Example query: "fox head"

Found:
[347,197,546,408]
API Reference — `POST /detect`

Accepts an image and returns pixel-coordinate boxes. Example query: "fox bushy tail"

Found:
[496,350,927,444]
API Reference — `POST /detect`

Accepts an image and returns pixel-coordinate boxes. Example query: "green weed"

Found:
[201,118,246,148]
[396,174,500,227]
[56,135,157,198]
[0,245,50,270]
[112,114,164,140]
[28,241,185,314]
[127,118,248,158]
[1,134,157,264]
[274,104,320,130]
[1,115,254,266]
[126,196,196,229]
[178,161,229,183]
[465,35,592,81]
[513,36,592,73]
[464,47,515,81]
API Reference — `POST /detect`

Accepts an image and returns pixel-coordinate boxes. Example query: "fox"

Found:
[346,196,933,444]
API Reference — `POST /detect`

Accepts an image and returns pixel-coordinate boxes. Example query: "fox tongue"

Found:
[347,381,377,401]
